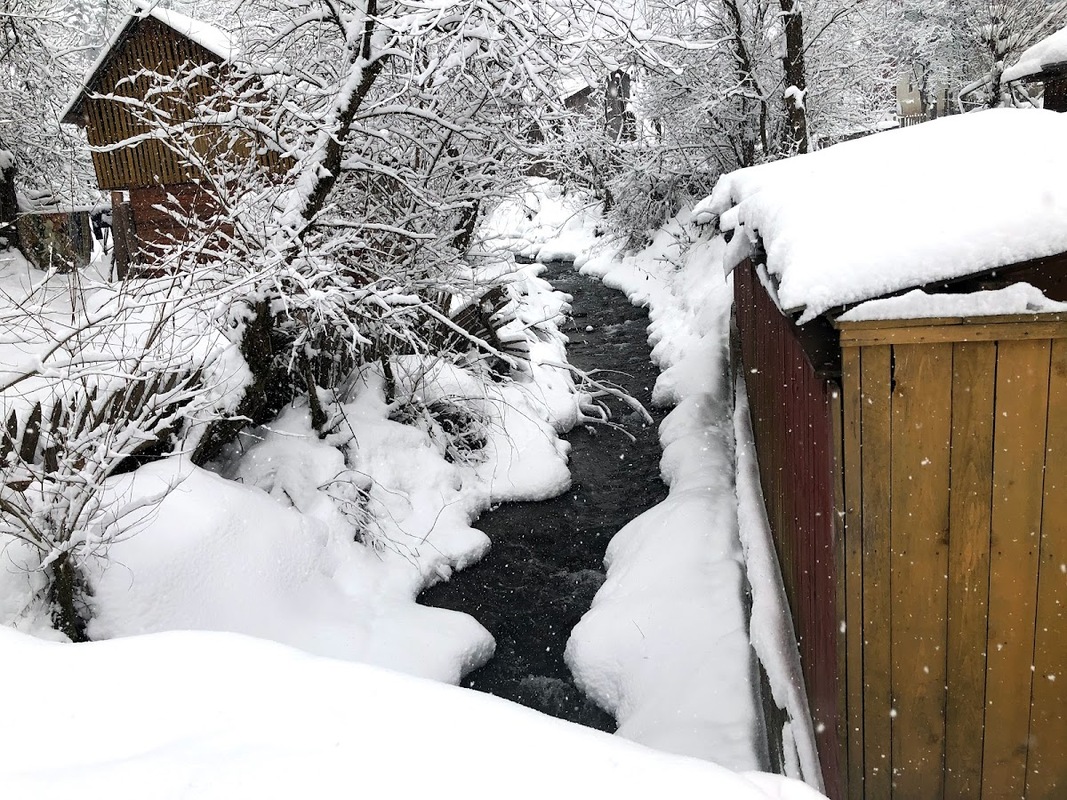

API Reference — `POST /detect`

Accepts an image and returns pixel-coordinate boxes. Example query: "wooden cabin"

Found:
[61,5,278,275]
[700,109,1067,799]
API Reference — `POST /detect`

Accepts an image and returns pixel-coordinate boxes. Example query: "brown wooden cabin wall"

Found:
[127,184,231,265]
[81,17,285,194]
[84,17,215,191]
[734,259,844,798]
[839,316,1067,800]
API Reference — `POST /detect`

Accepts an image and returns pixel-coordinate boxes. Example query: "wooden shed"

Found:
[701,109,1067,799]
[1002,26,1067,112]
[61,4,277,275]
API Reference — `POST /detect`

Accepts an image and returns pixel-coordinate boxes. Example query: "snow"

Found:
[1003,25,1067,83]
[0,181,825,796]
[3,267,579,688]
[0,231,583,691]
[0,626,822,800]
[696,108,1067,323]
[479,179,602,267]
[836,281,1067,321]
[562,209,821,789]
[147,6,238,61]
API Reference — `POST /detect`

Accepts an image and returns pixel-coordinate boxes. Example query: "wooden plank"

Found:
[837,313,1067,332]
[860,344,892,799]
[889,343,951,798]
[839,350,864,800]
[829,378,850,800]
[944,340,996,799]
[983,338,1051,797]
[1026,337,1067,798]
[839,319,1067,349]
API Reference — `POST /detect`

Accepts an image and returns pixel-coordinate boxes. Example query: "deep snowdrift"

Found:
[0,626,824,800]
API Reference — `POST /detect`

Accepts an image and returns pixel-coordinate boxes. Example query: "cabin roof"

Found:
[1003,25,1067,83]
[61,3,236,127]
[696,109,1067,323]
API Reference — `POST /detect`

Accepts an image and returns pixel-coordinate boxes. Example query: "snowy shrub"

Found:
[0,261,246,640]
[390,396,489,466]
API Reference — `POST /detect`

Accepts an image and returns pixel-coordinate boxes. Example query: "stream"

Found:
[419,260,669,730]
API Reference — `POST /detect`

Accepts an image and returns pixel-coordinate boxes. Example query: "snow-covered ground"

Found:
[0,626,822,799]
[0,244,582,683]
[0,183,823,797]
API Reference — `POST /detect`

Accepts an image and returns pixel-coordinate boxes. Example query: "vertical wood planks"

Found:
[945,341,996,800]
[861,345,893,799]
[1027,337,1067,798]
[841,347,865,800]
[736,261,844,796]
[889,343,951,798]
[831,376,850,800]
[983,338,1051,797]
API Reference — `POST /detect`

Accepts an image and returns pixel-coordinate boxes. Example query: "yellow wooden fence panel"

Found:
[944,340,996,800]
[889,342,951,798]
[983,339,1051,797]
[1027,337,1067,799]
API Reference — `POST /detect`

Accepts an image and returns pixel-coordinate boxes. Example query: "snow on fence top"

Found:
[1002,26,1067,83]
[695,108,1067,323]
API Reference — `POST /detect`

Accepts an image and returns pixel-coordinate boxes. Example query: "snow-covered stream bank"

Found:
[566,211,822,789]
[419,259,667,730]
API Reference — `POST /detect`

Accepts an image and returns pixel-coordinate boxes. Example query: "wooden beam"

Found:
[838,317,1067,349]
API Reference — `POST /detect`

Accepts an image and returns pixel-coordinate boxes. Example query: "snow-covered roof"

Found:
[1003,25,1067,83]
[61,3,237,126]
[146,6,235,60]
[695,109,1067,323]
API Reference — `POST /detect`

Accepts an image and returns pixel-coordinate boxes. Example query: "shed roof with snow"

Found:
[1003,25,1067,83]
[696,108,1067,323]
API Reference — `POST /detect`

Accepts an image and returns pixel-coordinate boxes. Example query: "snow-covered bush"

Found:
[0,267,244,640]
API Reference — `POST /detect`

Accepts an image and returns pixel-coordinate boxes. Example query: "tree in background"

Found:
[0,0,111,205]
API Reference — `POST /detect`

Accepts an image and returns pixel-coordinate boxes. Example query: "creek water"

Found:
[419,261,669,730]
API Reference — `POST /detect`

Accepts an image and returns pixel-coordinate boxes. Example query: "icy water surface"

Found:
[418,261,669,731]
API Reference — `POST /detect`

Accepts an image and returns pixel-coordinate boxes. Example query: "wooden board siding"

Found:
[734,260,843,798]
[1027,337,1067,798]
[127,184,232,264]
[837,319,1067,799]
[945,341,995,800]
[84,16,216,190]
[80,16,284,193]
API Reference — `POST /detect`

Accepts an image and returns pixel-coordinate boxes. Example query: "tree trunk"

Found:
[779,0,809,155]
[0,156,19,252]
[48,552,89,643]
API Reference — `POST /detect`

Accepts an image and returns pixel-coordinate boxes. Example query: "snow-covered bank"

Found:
[0,249,581,686]
[563,211,821,789]
[0,626,823,800]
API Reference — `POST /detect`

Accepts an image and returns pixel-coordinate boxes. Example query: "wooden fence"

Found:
[838,316,1067,799]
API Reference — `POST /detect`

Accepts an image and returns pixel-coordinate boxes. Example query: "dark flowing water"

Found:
[419,261,669,730]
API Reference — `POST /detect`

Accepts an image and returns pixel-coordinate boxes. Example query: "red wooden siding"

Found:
[735,259,843,798]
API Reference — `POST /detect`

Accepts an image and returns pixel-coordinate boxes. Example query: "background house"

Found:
[698,108,1067,800]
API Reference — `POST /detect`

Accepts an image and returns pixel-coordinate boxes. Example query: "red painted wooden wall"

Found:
[734,259,843,799]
